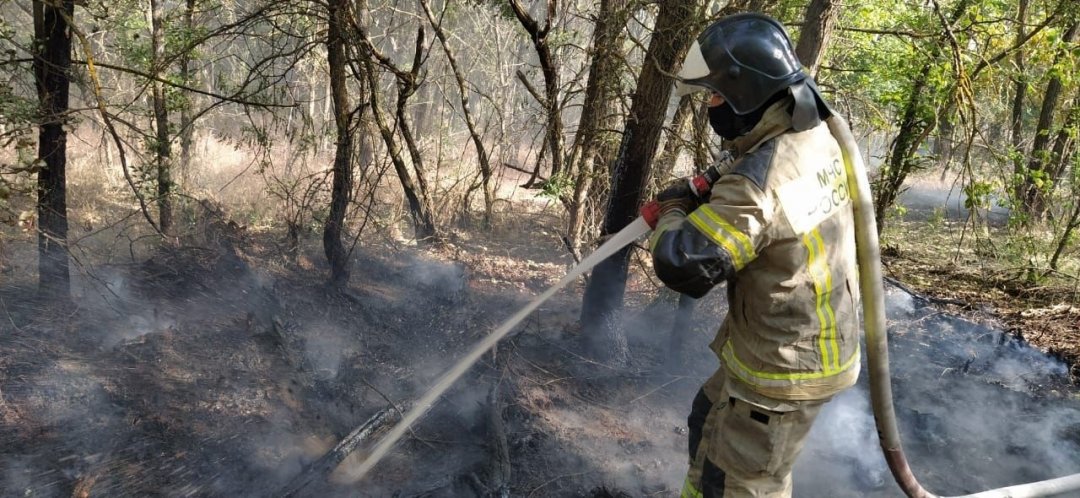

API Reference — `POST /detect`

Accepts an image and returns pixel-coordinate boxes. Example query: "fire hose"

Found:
[828,115,1080,498]
[348,117,1080,497]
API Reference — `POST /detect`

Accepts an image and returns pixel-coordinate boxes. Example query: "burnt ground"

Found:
[889,175,1080,370]
[1,212,1079,497]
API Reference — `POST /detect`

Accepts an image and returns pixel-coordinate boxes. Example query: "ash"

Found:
[0,241,1077,497]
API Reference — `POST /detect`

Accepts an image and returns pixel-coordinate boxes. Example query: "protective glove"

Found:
[641,179,702,229]
[657,180,699,212]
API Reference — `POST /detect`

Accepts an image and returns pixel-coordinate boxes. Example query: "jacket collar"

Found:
[728,96,794,156]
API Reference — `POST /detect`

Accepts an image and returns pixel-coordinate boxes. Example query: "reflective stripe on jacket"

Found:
[650,100,860,401]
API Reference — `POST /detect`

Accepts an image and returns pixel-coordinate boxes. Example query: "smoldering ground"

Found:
[1,236,1078,497]
[511,278,1080,497]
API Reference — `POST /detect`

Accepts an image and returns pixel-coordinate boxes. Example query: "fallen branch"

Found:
[277,406,399,497]
[486,382,511,498]
[502,162,549,186]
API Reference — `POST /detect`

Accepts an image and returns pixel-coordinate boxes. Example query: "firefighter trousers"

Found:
[682,368,827,498]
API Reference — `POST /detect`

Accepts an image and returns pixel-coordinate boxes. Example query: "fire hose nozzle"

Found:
[642,151,735,229]
[640,173,712,229]
[691,175,712,198]
[641,200,662,229]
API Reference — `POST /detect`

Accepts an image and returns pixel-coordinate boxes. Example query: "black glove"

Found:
[655,179,701,217]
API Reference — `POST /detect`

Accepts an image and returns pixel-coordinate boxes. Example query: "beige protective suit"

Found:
[650,99,860,497]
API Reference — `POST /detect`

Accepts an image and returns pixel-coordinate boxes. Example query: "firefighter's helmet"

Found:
[676,13,831,131]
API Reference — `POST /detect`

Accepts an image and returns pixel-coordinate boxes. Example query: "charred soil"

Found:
[1,208,1079,497]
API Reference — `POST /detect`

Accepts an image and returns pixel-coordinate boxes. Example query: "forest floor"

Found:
[883,174,1080,377]
[882,220,1080,377]
[1,179,1079,497]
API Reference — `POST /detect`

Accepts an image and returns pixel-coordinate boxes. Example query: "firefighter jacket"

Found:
[650,98,860,401]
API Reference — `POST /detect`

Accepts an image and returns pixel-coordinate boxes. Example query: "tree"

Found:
[508,0,565,184]
[654,93,700,186]
[564,0,631,255]
[1046,95,1080,271]
[150,0,174,234]
[33,0,74,300]
[1010,0,1030,184]
[580,0,708,343]
[323,0,360,286]
[873,0,972,228]
[420,0,497,229]
[1020,20,1079,219]
[795,0,839,77]
[178,0,198,185]
[354,21,438,241]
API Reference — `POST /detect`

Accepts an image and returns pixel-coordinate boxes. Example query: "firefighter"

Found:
[646,13,860,498]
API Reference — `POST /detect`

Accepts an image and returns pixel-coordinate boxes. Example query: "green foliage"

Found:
[929,207,947,229]
[112,5,153,69]
[0,76,39,218]
[890,203,908,220]
[538,172,574,201]
[962,180,994,211]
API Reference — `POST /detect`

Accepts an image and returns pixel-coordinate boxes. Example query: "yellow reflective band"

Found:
[807,231,829,371]
[648,212,687,252]
[722,341,860,384]
[812,229,842,371]
[687,214,745,268]
[803,230,833,373]
[681,477,704,498]
[698,206,755,261]
[687,208,756,269]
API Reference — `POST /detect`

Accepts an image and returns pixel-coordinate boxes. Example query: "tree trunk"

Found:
[794,0,838,78]
[875,63,933,227]
[655,93,696,187]
[1021,21,1079,219]
[691,100,711,170]
[1009,0,1029,185]
[421,0,495,228]
[151,0,173,234]
[566,0,630,255]
[1047,96,1079,184]
[360,49,436,241]
[581,0,707,341]
[179,0,196,186]
[323,0,355,286]
[1049,182,1080,271]
[354,22,438,240]
[508,0,564,180]
[33,0,73,300]
[393,36,438,240]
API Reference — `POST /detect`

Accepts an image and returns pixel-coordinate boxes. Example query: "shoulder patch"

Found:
[729,139,777,190]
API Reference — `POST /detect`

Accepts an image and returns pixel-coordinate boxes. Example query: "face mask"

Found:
[708,102,755,140]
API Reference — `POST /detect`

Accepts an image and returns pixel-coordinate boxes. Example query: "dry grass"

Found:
[882,217,1080,375]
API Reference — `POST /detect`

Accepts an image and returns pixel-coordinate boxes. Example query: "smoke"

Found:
[97,312,178,350]
[567,281,1079,497]
[403,253,466,299]
[301,322,354,381]
[790,285,1080,497]
[0,456,39,496]
[244,409,332,492]
[2,232,1076,498]
[795,388,889,497]
[898,178,1010,224]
